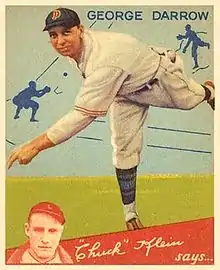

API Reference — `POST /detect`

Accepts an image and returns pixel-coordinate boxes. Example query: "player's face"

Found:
[185,25,190,31]
[25,213,63,263]
[48,25,84,61]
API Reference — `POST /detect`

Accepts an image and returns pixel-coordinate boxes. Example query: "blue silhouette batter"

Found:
[176,24,210,69]
[12,81,51,122]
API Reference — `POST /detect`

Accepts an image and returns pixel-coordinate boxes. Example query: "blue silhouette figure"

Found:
[176,24,210,69]
[12,81,51,122]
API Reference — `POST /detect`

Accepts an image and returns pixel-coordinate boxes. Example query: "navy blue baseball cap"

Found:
[43,8,80,31]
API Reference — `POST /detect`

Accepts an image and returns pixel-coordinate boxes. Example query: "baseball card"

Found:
[3,0,220,269]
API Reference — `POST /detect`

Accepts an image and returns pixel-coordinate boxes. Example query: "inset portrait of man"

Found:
[6,201,73,264]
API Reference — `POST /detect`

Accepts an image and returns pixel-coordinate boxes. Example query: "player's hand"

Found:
[176,34,183,40]
[7,142,40,169]
[46,86,51,93]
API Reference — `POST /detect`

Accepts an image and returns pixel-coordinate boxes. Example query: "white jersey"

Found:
[47,29,205,155]
[68,29,161,117]
[21,250,63,264]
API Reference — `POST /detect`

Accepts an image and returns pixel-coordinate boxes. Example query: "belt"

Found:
[141,77,158,90]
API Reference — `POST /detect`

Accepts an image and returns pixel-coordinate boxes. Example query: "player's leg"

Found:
[12,96,23,119]
[126,53,214,110]
[29,100,39,122]
[192,44,199,69]
[109,96,149,230]
[13,105,23,119]
[157,53,215,110]
[198,39,210,49]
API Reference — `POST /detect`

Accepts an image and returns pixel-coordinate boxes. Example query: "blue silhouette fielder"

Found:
[176,24,210,69]
[12,81,51,122]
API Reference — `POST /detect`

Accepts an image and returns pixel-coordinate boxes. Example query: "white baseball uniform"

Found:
[47,29,206,169]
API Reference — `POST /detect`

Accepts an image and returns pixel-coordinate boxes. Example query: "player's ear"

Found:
[78,24,84,38]
[24,223,30,237]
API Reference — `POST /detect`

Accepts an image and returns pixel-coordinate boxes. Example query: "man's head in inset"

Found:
[185,24,191,31]
[28,81,36,88]
[24,202,65,263]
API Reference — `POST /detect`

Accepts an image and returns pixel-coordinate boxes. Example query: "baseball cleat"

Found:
[204,80,215,110]
[126,217,144,231]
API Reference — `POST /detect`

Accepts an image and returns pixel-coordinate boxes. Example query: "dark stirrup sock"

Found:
[115,166,137,205]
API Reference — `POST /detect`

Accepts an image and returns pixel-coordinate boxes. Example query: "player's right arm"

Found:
[46,110,95,144]
[37,66,128,144]
[35,86,51,97]
[7,111,94,169]
[7,133,55,169]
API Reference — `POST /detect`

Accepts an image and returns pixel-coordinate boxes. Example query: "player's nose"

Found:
[41,232,50,243]
[56,35,66,46]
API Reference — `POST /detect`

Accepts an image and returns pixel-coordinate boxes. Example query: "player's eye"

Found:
[48,228,58,233]
[63,30,71,36]
[49,33,57,39]
[33,227,44,233]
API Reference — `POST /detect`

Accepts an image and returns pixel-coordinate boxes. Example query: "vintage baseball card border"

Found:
[1,0,220,269]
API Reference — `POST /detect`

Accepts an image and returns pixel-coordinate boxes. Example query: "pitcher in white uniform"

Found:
[7,8,215,230]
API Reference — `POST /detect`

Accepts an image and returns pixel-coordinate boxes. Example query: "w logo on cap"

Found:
[52,9,61,20]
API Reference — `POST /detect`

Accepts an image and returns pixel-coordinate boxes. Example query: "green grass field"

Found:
[6,175,214,248]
